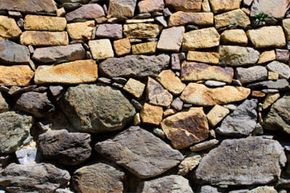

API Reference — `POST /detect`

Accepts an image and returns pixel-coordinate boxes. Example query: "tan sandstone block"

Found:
[24,15,67,31]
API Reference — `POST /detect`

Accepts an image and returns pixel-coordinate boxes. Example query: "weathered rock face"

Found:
[221,29,248,45]
[157,70,185,95]
[100,54,170,78]
[24,15,67,31]
[157,26,185,52]
[0,111,33,154]
[72,163,125,193]
[161,108,209,149]
[168,12,214,27]
[96,24,123,39]
[215,9,250,29]
[195,137,286,185]
[0,40,30,64]
[165,0,203,11]
[140,103,163,125]
[209,0,242,13]
[0,163,70,193]
[248,79,289,90]
[0,93,8,113]
[124,23,161,38]
[60,84,135,133]
[95,126,184,179]
[89,39,114,60]
[67,21,95,41]
[108,0,137,18]
[236,66,268,84]
[0,65,34,86]
[267,61,290,79]
[66,4,105,22]
[137,175,194,193]
[0,16,22,39]
[138,0,164,13]
[20,31,69,46]
[37,129,91,165]
[251,0,290,19]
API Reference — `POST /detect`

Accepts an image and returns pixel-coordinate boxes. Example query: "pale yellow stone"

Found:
[163,109,176,117]
[187,51,219,64]
[20,31,68,46]
[34,60,98,84]
[132,41,157,54]
[157,70,186,95]
[123,78,145,98]
[262,93,280,109]
[206,105,230,126]
[209,0,242,13]
[178,153,202,176]
[123,23,161,38]
[67,21,95,40]
[258,50,276,64]
[283,19,290,41]
[168,12,214,27]
[221,29,248,45]
[202,0,211,12]
[89,39,114,60]
[126,18,155,23]
[113,38,131,56]
[268,71,279,81]
[134,113,141,125]
[247,26,286,48]
[140,103,163,125]
[24,15,67,31]
[56,7,66,17]
[0,65,34,86]
[0,16,22,39]
[215,9,250,29]
[182,27,220,50]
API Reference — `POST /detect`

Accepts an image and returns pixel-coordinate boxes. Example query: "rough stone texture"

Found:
[247,26,286,48]
[216,99,258,136]
[15,92,55,118]
[89,39,114,60]
[236,66,268,84]
[0,16,22,39]
[66,4,105,22]
[138,0,165,13]
[178,153,202,175]
[113,38,131,56]
[195,137,286,185]
[182,27,220,50]
[20,31,69,46]
[209,0,242,13]
[124,23,160,38]
[24,15,67,31]
[207,105,230,127]
[100,54,170,78]
[0,65,34,86]
[251,0,289,19]
[157,70,186,95]
[0,93,8,113]
[215,9,250,29]
[161,108,209,149]
[168,12,214,27]
[157,26,185,51]
[96,24,123,39]
[221,29,248,45]
[132,41,157,55]
[181,62,234,83]
[0,163,70,193]
[95,126,184,179]
[248,79,289,90]
[108,0,137,18]
[60,84,135,133]
[0,0,57,14]
[73,163,125,193]
[137,175,194,193]
[264,94,290,134]
[262,93,280,109]
[247,186,277,193]
[140,103,163,125]
[0,40,30,64]
[165,0,203,11]
[219,46,260,66]
[267,61,290,79]
[283,19,290,40]
[198,185,221,193]
[32,44,86,64]
[258,50,276,64]
[123,78,145,98]
[187,51,219,64]
[181,83,250,106]
[38,129,91,165]
[190,139,219,152]
[67,21,95,40]
[0,111,33,154]
[34,60,98,84]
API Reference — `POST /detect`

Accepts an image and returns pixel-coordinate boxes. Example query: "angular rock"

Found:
[209,0,242,13]
[15,92,54,118]
[0,16,22,39]
[20,31,69,46]
[0,40,30,64]
[247,26,286,48]
[32,44,86,64]
[251,0,289,19]
[0,0,57,14]
[140,103,163,125]
[96,24,122,39]
[24,15,67,31]
[283,19,290,41]
[100,54,170,78]
[157,70,185,95]
[15,143,37,165]
[124,23,160,38]
[216,99,258,136]
[60,84,135,133]
[34,60,98,84]
[219,46,260,66]
[0,111,33,154]
[236,66,268,84]
[113,38,131,56]
[221,29,248,45]
[38,129,91,165]
[89,39,114,60]
[95,126,183,179]
[0,93,8,113]
[198,185,221,193]
[108,0,137,18]
[0,163,70,193]
[123,78,145,98]
[73,163,125,193]
[147,77,173,107]
[206,105,230,127]
[138,0,164,13]
[190,139,219,152]
[247,186,277,193]
[182,27,220,50]
[157,26,184,52]
[195,137,286,185]
[132,41,157,55]
[264,94,290,134]
[168,11,214,27]
[137,175,194,193]
[205,80,226,87]
[165,0,202,11]
[248,79,289,91]
[180,83,250,106]
[258,50,276,64]
[67,21,95,40]
[187,51,219,64]
[267,61,290,79]
[178,153,202,175]
[66,4,105,22]
[215,9,250,29]
[161,108,209,149]
[275,49,289,63]
[262,93,280,109]
[0,65,34,86]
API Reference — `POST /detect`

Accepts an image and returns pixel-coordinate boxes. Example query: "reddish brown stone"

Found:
[66,4,105,22]
[138,0,164,13]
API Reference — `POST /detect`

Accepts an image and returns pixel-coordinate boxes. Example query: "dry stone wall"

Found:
[0,0,290,192]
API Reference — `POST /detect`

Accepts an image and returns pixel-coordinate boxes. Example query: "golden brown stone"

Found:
[67,21,95,40]
[140,103,163,125]
[206,105,230,127]
[113,38,131,56]
[157,70,185,95]
[20,31,68,46]
[132,41,157,55]
[89,39,114,60]
[123,23,161,38]
[0,16,22,39]
[24,15,67,31]
[209,0,242,13]
[215,9,250,29]
[283,19,290,41]
[0,65,33,86]
[220,29,248,45]
[123,78,145,98]
[138,0,164,13]
[168,11,214,27]
[165,0,203,11]
[187,51,219,64]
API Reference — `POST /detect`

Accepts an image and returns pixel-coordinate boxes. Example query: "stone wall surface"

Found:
[1,0,290,192]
